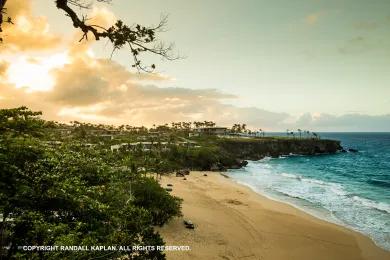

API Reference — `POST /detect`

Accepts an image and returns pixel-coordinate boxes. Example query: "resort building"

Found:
[195,127,228,135]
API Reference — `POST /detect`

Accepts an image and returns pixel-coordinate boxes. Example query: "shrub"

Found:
[132,178,182,226]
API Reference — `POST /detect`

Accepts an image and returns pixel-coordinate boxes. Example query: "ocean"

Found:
[226,133,390,251]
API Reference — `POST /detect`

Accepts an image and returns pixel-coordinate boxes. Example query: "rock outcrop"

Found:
[215,138,342,170]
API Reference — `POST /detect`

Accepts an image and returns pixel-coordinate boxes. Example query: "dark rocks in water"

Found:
[340,148,347,153]
[165,187,173,192]
[167,184,173,187]
[184,220,195,229]
[228,159,249,170]
[183,177,187,180]
[203,173,208,176]
[348,148,358,153]
[241,160,248,166]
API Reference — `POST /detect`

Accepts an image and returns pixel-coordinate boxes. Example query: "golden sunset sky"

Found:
[0,0,389,131]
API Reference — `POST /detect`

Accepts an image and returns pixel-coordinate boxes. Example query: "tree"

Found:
[0,107,182,259]
[0,0,13,42]
[312,132,320,140]
[1,0,179,72]
[242,124,247,132]
[259,129,265,137]
[297,129,302,138]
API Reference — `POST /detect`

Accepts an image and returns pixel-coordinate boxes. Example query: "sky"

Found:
[0,0,389,131]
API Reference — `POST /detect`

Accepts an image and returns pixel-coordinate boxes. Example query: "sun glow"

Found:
[16,16,33,33]
[7,52,69,91]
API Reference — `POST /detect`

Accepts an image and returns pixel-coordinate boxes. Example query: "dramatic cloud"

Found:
[1,2,389,131]
[1,0,61,52]
[0,38,290,129]
[1,39,389,131]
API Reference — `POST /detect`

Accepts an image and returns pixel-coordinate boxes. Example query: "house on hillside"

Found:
[195,127,228,135]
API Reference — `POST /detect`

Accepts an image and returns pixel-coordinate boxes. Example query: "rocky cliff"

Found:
[214,138,342,169]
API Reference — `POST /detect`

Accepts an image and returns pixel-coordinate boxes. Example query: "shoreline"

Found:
[157,171,390,260]
[226,175,388,252]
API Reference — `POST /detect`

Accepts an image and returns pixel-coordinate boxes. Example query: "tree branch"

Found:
[0,0,12,42]
[0,0,179,71]
[55,0,179,72]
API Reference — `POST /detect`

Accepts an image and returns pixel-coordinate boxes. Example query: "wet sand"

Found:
[157,171,390,260]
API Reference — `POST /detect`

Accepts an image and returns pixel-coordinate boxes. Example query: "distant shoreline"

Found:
[157,171,390,260]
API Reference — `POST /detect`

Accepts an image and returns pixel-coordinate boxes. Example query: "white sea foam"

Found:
[301,178,326,185]
[227,161,390,251]
[281,173,301,179]
[352,196,390,214]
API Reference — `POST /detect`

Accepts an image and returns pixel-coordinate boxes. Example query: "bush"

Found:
[132,178,182,226]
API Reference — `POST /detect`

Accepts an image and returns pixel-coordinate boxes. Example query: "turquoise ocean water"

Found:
[226,133,390,250]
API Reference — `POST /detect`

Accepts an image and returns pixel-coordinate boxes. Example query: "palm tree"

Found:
[312,132,320,139]
[261,129,265,137]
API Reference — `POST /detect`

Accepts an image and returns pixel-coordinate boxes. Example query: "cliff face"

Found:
[217,138,342,164]
[177,137,342,171]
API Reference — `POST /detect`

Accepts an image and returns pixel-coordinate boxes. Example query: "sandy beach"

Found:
[157,171,390,260]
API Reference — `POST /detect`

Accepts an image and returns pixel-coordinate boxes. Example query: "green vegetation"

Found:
[0,107,181,259]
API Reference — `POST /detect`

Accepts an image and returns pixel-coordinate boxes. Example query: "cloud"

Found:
[305,11,325,25]
[295,113,390,132]
[1,0,61,52]
[1,40,389,131]
[0,39,290,129]
[45,48,184,107]
[1,4,389,132]
[0,61,9,78]
[88,6,117,28]
[1,48,389,131]
[3,0,29,18]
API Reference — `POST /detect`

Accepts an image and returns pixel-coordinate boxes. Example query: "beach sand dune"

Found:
[157,171,390,260]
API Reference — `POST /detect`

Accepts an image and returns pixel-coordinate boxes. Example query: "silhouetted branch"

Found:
[0,0,13,42]
[0,0,179,71]
[55,0,179,72]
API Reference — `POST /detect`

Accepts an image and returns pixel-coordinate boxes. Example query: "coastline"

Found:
[157,171,390,260]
